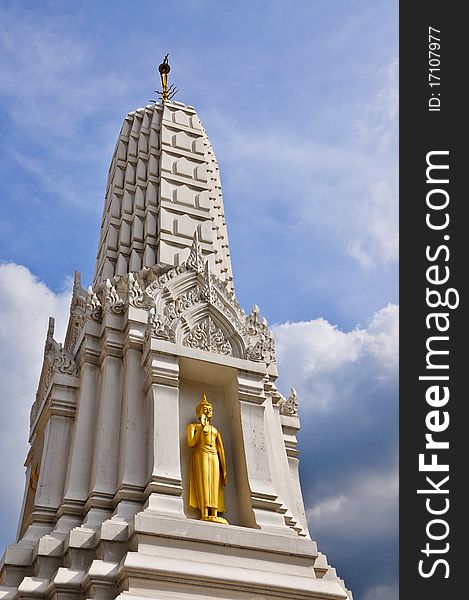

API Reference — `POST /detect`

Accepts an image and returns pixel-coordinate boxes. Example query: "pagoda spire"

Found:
[93,97,232,287]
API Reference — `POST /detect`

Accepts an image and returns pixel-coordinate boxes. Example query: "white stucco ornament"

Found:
[279,387,299,416]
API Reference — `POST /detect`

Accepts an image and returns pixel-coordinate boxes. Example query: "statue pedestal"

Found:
[201,515,228,524]
[115,513,348,600]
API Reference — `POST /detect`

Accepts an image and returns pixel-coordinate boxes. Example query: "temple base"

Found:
[119,513,349,600]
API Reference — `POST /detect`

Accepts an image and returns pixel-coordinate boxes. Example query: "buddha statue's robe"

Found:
[187,422,225,512]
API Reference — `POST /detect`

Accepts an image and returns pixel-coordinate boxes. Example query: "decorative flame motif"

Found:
[279,388,299,416]
[186,316,232,355]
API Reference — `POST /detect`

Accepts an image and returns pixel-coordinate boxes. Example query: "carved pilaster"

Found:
[33,416,73,524]
[87,326,124,510]
[61,362,100,516]
[236,372,291,534]
[142,343,183,516]
[115,315,147,503]
[278,389,309,536]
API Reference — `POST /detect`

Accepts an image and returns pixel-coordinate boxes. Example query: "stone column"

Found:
[236,370,290,533]
[32,379,77,526]
[88,334,124,508]
[142,339,184,517]
[64,325,123,556]
[115,319,147,502]
[62,354,100,513]
[97,311,147,551]
[280,412,309,535]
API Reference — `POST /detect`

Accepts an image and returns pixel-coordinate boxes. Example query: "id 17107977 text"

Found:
[428,26,441,112]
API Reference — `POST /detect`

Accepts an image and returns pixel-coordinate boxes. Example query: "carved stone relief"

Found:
[185,316,232,355]
[279,388,299,416]
[85,231,276,365]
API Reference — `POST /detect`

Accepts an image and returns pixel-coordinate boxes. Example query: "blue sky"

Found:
[0,1,398,598]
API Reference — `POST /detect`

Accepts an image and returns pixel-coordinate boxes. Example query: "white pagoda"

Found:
[0,60,352,600]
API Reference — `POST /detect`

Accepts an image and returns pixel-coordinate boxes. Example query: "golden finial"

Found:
[156,53,178,103]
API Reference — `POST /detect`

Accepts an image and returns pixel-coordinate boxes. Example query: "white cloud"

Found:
[273,303,398,408]
[307,468,398,542]
[0,6,129,215]
[272,304,399,595]
[0,264,71,548]
[344,58,398,269]
[345,176,398,269]
[362,582,398,600]
[204,56,398,272]
[357,58,399,152]
[207,125,397,272]
[347,239,375,269]
[0,7,126,137]
[325,6,380,56]
[365,303,399,368]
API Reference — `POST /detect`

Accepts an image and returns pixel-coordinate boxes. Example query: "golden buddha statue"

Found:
[187,394,228,524]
